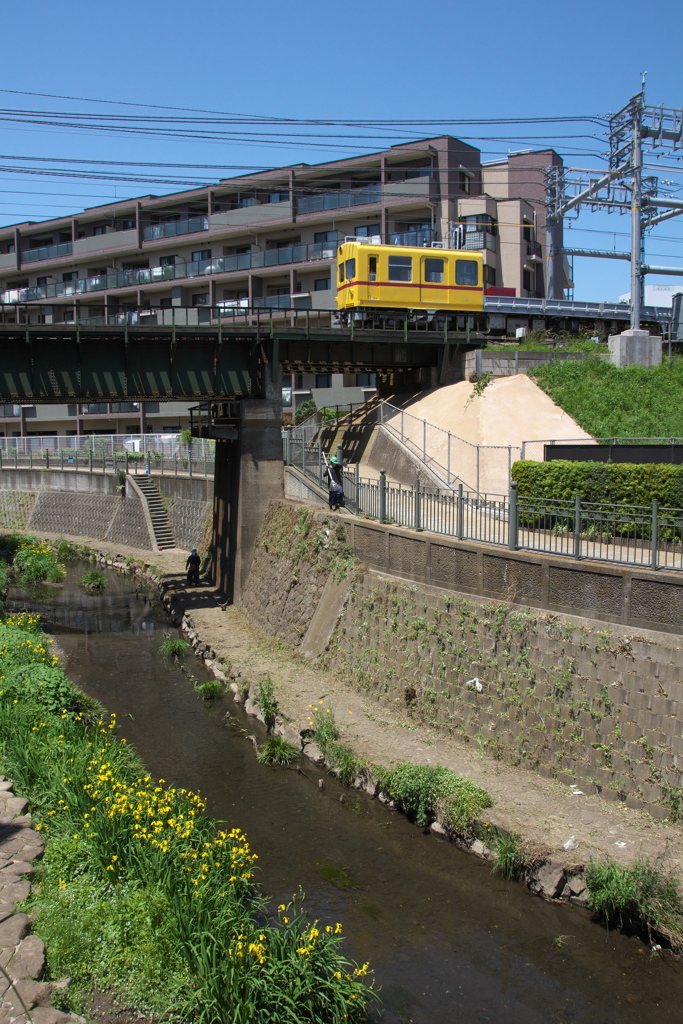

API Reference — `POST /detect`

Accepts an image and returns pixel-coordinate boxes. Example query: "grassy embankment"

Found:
[529,355,683,439]
[0,535,375,1023]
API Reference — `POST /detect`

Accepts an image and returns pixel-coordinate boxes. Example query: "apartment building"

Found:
[0,136,568,436]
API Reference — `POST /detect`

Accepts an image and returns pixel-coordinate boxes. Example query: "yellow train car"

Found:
[335,240,484,313]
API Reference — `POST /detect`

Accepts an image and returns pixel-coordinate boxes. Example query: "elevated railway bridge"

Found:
[0,300,674,598]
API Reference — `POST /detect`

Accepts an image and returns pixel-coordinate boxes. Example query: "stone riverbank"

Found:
[26,529,683,925]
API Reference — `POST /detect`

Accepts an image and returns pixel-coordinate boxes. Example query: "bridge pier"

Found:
[211,374,284,602]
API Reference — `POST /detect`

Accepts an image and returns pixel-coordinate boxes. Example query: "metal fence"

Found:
[520,436,683,462]
[285,439,683,573]
[378,400,521,492]
[0,433,215,477]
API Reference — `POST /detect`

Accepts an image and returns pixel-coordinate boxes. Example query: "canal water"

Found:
[9,562,683,1024]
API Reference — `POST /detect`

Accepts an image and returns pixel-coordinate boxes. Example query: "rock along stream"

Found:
[9,562,683,1024]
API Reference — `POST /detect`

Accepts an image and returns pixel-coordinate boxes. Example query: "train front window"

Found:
[388,255,412,282]
[345,258,356,280]
[424,258,444,283]
[368,255,377,281]
[338,262,345,283]
[455,259,478,286]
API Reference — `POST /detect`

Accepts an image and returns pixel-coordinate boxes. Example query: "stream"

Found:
[8,561,683,1024]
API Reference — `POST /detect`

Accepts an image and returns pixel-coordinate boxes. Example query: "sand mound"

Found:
[386,376,594,493]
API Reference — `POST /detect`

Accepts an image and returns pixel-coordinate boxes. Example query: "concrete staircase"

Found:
[135,477,176,549]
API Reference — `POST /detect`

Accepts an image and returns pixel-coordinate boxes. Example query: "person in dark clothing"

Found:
[327,455,345,511]
[186,548,201,586]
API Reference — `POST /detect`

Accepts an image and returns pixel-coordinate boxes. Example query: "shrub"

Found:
[488,828,527,880]
[295,399,317,424]
[376,762,492,830]
[512,459,683,509]
[159,635,190,659]
[308,706,367,785]
[585,858,683,944]
[257,736,300,767]
[56,539,93,562]
[318,407,338,424]
[14,541,66,584]
[195,678,224,700]
[79,570,107,593]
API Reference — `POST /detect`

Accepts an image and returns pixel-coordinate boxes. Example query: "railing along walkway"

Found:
[285,438,683,573]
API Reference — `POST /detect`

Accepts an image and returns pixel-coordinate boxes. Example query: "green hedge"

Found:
[511,460,683,510]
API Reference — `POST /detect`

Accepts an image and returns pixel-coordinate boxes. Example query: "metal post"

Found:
[423,418,426,461]
[379,469,387,524]
[651,499,659,571]
[414,478,422,531]
[302,442,306,478]
[508,481,518,550]
[507,446,512,489]
[125,451,129,474]
[447,432,451,485]
[174,453,178,477]
[401,409,404,441]
[189,453,193,478]
[574,494,582,560]
[457,483,464,540]
[631,93,643,330]
[285,429,291,467]
[61,451,64,470]
[29,450,32,470]
[476,446,480,495]
[45,449,48,471]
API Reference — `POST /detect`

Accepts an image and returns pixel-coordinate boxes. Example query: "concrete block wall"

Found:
[153,476,212,551]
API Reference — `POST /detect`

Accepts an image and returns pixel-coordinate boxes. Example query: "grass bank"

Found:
[530,355,683,438]
[0,541,375,1023]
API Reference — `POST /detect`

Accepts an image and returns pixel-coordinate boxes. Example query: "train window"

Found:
[338,262,345,283]
[424,258,444,283]
[455,259,478,286]
[368,255,377,281]
[388,255,412,281]
[345,258,356,279]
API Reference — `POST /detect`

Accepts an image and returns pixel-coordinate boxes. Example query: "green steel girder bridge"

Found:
[0,306,484,403]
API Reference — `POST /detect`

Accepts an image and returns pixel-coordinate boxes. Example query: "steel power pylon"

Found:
[546,81,683,329]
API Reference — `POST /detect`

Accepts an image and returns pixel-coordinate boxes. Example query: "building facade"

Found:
[0,136,568,436]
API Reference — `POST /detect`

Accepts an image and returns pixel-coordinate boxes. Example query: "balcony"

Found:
[460,231,497,253]
[142,216,209,241]
[253,294,292,309]
[383,175,435,202]
[22,241,72,264]
[526,240,543,260]
[73,228,138,256]
[1,241,338,304]
[390,228,435,247]
[296,184,381,216]
[211,200,292,228]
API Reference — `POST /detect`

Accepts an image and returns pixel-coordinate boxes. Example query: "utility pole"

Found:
[630,88,643,329]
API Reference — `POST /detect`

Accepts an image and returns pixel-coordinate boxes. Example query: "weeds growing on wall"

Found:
[585,858,683,947]
[0,615,376,1022]
[486,827,528,880]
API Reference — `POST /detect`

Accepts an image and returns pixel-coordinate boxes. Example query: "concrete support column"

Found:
[608,329,662,368]
[211,366,284,602]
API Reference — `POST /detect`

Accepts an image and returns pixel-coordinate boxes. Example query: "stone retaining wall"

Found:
[241,500,683,822]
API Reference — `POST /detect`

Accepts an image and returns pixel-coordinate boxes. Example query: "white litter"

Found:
[615,841,627,848]
[465,678,483,692]
[571,790,584,796]
[562,836,578,851]
[652,944,662,952]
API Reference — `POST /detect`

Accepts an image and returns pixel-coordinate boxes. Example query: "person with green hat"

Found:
[327,454,345,511]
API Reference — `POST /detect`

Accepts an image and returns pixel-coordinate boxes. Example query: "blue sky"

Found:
[1,0,682,302]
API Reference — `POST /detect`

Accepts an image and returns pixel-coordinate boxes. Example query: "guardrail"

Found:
[284,439,683,572]
[0,433,215,477]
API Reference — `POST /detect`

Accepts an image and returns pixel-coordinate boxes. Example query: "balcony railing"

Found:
[142,216,209,241]
[390,228,435,247]
[526,240,543,258]
[253,294,292,309]
[1,240,338,305]
[22,241,72,263]
[296,184,382,215]
[460,231,497,252]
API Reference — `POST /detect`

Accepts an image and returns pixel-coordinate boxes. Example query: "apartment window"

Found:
[296,373,303,389]
[1,242,15,254]
[355,224,380,238]
[62,272,77,283]
[192,249,211,263]
[159,297,173,308]
[36,277,48,288]
[239,197,254,208]
[357,372,376,388]
[314,277,331,290]
[314,230,339,244]
[160,255,177,267]
[523,269,533,292]
[455,260,478,286]
[523,221,534,242]
[344,258,356,280]
[192,293,210,305]
[122,219,135,230]
[459,171,471,194]
[424,258,444,283]
[315,374,332,388]
[93,225,108,236]
[275,239,298,249]
[388,255,412,282]
[484,265,497,287]
[65,311,75,323]
[268,285,289,296]
[269,192,288,203]
[461,214,497,236]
